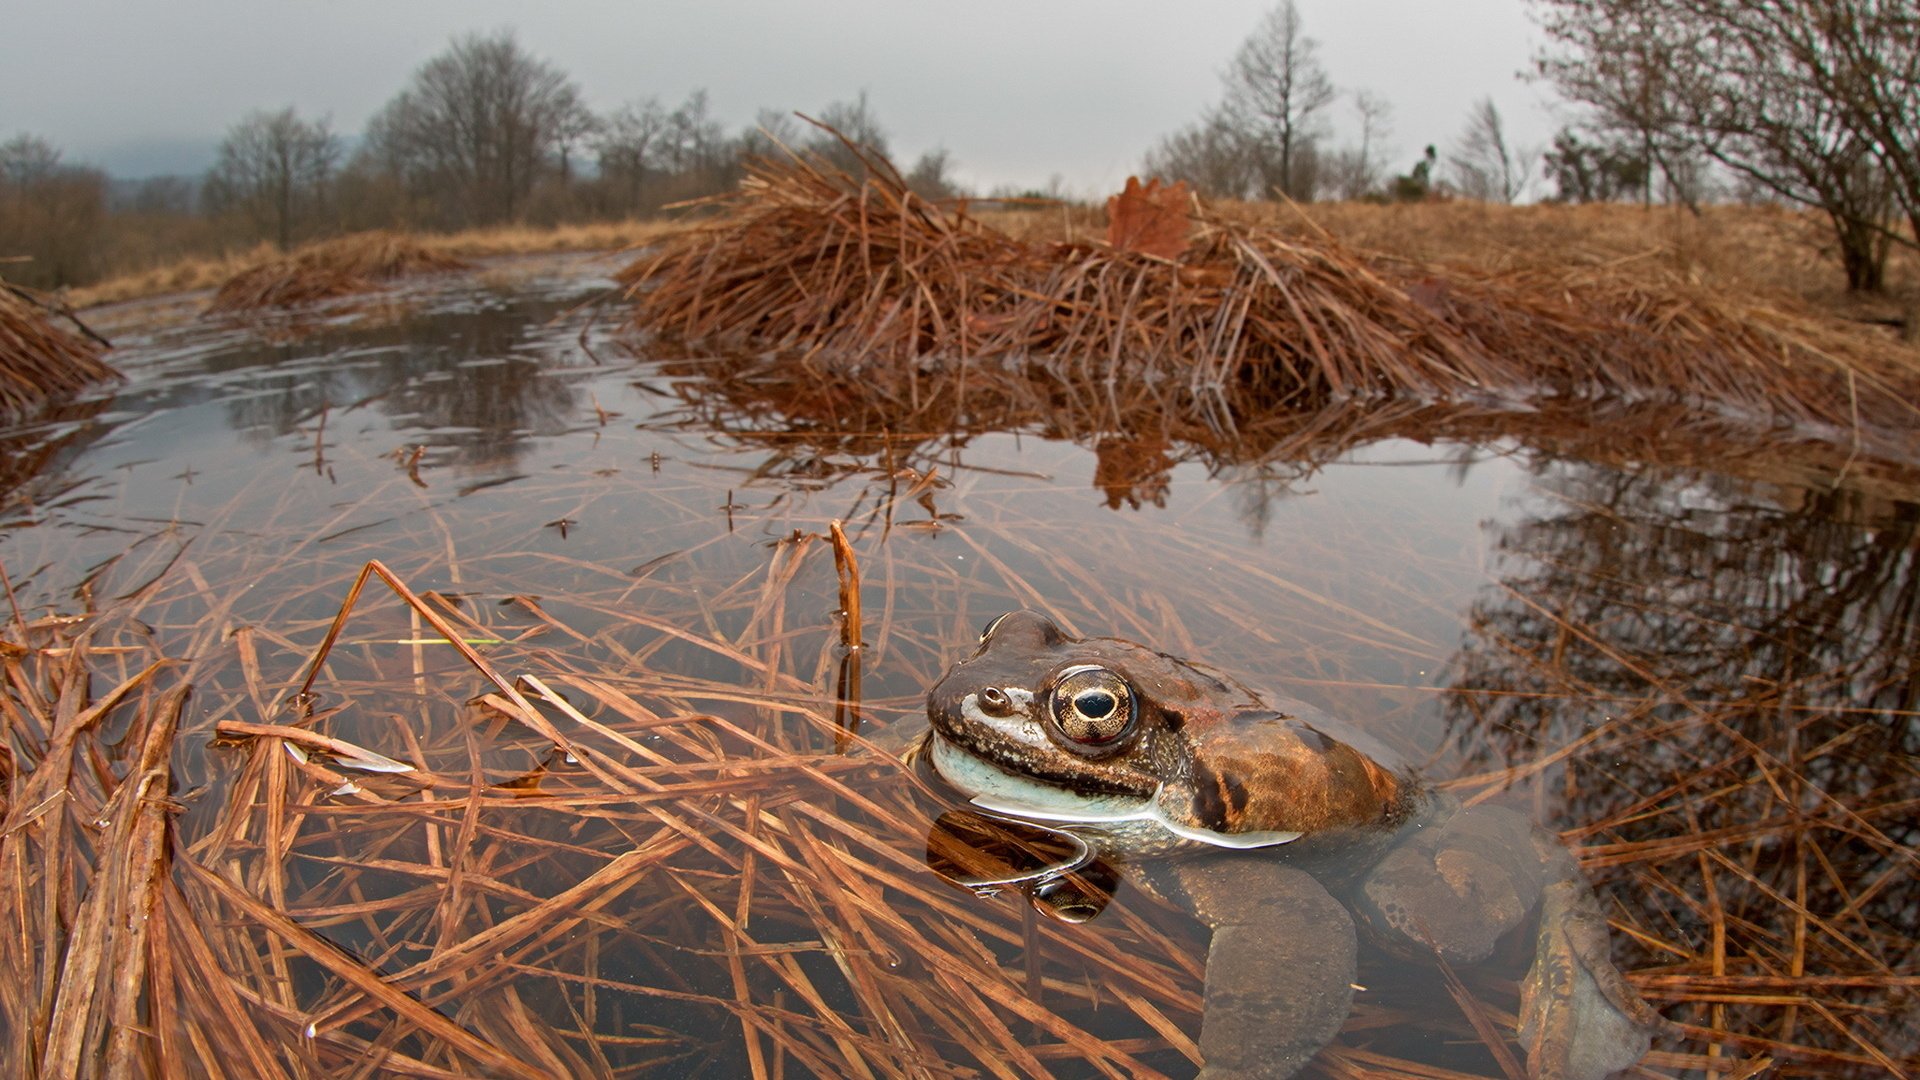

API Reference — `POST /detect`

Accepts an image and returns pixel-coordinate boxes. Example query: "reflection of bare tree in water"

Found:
[1092,436,1173,510]
[660,349,1920,557]
[1445,459,1919,1069]
[214,297,581,472]
[651,355,1464,529]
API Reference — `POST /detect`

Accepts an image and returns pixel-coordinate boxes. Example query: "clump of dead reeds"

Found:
[0,610,182,1076]
[620,143,1920,452]
[206,231,472,314]
[0,278,117,412]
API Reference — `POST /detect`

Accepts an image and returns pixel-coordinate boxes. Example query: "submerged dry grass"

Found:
[2,445,1912,1076]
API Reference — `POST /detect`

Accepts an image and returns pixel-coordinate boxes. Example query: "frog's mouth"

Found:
[927,734,1301,850]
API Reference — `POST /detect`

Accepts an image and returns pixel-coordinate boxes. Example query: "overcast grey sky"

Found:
[3,0,1567,194]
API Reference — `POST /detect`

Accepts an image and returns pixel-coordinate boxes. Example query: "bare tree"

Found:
[1531,0,1918,290]
[596,98,668,214]
[1530,2,1702,207]
[1542,127,1649,202]
[360,30,588,226]
[595,90,753,213]
[806,92,892,176]
[658,90,730,176]
[545,86,599,187]
[736,108,802,162]
[1448,97,1533,203]
[1803,2,1920,249]
[203,108,338,249]
[1221,0,1339,199]
[0,135,107,288]
[1143,110,1263,199]
[905,148,963,199]
[1328,90,1394,199]
[0,135,62,187]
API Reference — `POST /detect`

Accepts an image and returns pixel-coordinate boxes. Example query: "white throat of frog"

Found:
[928,729,1302,850]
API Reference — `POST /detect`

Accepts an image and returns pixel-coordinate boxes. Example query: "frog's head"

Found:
[924,611,1420,854]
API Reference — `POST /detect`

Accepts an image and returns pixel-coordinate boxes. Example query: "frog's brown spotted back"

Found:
[1175,711,1421,838]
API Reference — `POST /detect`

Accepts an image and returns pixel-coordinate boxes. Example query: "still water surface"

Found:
[3,262,1913,1076]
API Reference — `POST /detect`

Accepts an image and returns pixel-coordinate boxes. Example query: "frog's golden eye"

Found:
[1048,665,1136,749]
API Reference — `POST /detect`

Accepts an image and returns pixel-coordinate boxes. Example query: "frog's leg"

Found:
[1515,863,1664,1080]
[1163,857,1358,1080]
[1351,803,1660,1080]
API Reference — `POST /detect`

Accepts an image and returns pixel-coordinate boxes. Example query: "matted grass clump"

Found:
[206,231,472,314]
[620,147,1920,450]
[0,278,117,413]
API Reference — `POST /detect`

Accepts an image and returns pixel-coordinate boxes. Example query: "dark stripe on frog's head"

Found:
[1189,753,1253,832]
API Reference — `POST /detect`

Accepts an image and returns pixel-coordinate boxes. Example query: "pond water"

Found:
[3,261,1914,1077]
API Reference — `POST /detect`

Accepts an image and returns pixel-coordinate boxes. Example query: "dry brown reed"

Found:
[0,279,118,413]
[0,609,184,1075]
[829,519,863,651]
[205,231,473,314]
[620,149,1920,456]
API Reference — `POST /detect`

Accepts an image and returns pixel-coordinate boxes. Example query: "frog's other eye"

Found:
[1048,665,1136,750]
[976,686,1015,716]
[976,610,1064,649]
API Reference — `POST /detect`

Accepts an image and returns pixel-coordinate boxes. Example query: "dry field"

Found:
[69,219,687,309]
[983,198,1919,336]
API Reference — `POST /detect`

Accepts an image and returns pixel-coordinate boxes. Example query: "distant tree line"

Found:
[7,12,1914,295]
[275,33,961,237]
[1,135,109,288]
[0,30,961,289]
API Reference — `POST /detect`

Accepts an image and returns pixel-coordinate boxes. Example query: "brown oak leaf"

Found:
[1105,176,1194,260]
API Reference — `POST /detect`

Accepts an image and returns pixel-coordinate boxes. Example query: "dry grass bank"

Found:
[70,218,688,309]
[981,198,1919,330]
[204,232,471,314]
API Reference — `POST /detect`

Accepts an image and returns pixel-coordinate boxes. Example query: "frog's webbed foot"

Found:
[1353,804,1659,1079]
[1164,858,1357,1080]
[1517,850,1663,1080]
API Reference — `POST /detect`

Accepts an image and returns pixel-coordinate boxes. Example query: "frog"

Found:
[919,610,1661,1080]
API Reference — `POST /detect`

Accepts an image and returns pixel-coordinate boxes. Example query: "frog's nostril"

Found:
[978,687,1013,716]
